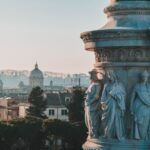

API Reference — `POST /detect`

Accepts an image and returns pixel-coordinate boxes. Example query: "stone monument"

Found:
[81,0,150,150]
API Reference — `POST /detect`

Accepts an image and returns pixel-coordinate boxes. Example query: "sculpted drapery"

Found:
[84,69,150,142]
[101,72,126,141]
[130,70,150,140]
[84,70,102,139]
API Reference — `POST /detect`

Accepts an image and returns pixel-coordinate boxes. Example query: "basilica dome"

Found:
[29,63,44,88]
[30,63,44,79]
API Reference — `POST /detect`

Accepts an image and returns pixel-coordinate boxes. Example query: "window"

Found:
[65,97,70,105]
[61,109,68,116]
[49,109,55,116]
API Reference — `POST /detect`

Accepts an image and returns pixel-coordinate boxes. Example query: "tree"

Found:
[65,87,87,149]
[27,86,47,118]
[0,117,47,150]
[44,119,87,150]
[67,87,85,123]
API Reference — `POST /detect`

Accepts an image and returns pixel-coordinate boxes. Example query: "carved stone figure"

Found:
[84,70,103,139]
[101,71,126,141]
[130,70,150,140]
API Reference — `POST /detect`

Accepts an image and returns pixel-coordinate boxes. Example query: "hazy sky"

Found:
[0,0,109,73]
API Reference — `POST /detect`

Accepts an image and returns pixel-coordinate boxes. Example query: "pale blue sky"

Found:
[0,0,109,73]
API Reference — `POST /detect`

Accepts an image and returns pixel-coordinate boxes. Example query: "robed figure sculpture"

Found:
[84,70,102,139]
[101,71,126,141]
[130,70,150,140]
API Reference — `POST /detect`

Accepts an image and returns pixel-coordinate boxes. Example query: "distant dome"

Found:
[30,63,44,79]
[29,63,44,88]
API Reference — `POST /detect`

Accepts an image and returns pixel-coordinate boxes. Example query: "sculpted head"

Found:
[89,69,104,81]
[140,70,149,83]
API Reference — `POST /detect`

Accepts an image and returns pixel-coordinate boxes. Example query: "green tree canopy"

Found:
[27,86,47,119]
[67,87,85,123]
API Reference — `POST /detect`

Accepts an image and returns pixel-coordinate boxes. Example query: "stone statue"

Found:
[130,70,150,140]
[101,71,126,141]
[84,69,103,139]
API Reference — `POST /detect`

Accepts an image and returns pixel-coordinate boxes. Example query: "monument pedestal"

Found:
[81,0,150,149]
[83,138,150,150]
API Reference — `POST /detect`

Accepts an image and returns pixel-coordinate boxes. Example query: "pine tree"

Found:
[27,86,47,118]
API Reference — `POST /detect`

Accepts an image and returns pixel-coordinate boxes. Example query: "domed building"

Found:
[29,63,44,88]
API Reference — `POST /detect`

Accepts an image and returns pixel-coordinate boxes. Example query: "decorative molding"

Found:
[81,30,149,43]
[94,62,150,68]
[94,47,150,63]
[103,2,150,17]
[104,2,150,13]
[107,10,150,17]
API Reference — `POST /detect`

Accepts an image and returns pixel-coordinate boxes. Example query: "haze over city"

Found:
[0,0,109,73]
[0,0,149,149]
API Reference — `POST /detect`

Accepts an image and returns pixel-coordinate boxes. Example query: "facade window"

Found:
[49,109,55,116]
[61,109,68,116]
[65,97,70,105]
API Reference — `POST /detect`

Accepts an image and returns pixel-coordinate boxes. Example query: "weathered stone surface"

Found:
[84,70,101,139]
[81,0,150,149]
[83,138,150,150]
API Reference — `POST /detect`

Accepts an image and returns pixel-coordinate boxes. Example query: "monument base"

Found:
[82,137,150,150]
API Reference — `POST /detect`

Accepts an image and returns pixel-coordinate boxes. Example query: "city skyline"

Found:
[0,0,109,73]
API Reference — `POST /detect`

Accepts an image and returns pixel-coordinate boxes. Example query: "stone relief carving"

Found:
[84,68,150,142]
[84,70,103,139]
[95,47,146,63]
[101,71,126,141]
[81,0,150,149]
[130,70,150,140]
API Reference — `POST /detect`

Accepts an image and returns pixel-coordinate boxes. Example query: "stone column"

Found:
[81,0,150,150]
